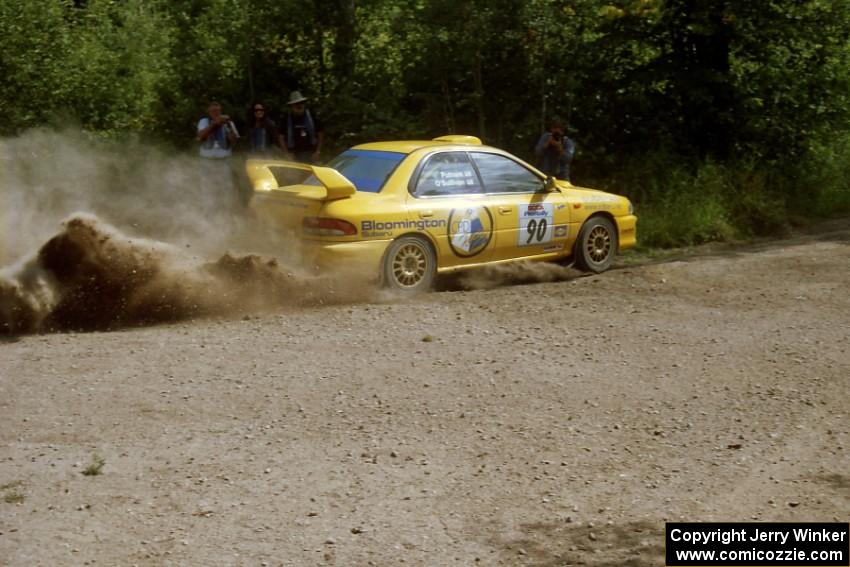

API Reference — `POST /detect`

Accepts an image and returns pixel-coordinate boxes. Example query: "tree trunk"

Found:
[473,48,486,139]
[332,0,356,86]
[441,78,456,133]
[668,0,733,157]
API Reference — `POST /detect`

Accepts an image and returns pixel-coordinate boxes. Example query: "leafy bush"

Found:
[601,154,796,248]
[1,0,849,250]
[798,135,850,217]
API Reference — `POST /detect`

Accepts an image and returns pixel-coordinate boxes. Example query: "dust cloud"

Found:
[0,128,282,265]
[0,214,375,334]
[0,129,375,334]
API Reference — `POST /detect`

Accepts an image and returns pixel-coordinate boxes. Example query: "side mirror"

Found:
[544,176,557,192]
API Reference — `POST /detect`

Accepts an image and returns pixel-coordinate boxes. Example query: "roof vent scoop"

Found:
[432,135,482,145]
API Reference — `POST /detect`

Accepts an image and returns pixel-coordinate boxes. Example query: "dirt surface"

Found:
[1,225,849,566]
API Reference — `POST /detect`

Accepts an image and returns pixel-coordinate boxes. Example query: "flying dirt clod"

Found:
[0,214,367,335]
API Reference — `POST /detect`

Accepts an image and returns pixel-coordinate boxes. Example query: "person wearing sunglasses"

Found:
[246,102,284,156]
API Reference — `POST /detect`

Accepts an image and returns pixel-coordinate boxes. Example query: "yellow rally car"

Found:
[247,135,636,292]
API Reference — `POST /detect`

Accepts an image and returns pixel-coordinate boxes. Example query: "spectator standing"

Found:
[534,117,575,181]
[196,101,240,206]
[284,91,323,163]
[246,101,283,156]
[197,101,238,158]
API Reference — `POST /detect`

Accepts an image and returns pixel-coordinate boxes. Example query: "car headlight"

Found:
[628,200,634,215]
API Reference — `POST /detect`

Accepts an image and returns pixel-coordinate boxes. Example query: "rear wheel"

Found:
[575,216,617,273]
[382,236,437,293]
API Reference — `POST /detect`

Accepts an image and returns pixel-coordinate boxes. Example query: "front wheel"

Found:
[575,216,617,273]
[382,236,437,293]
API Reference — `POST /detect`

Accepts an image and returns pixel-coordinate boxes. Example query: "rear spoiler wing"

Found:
[245,159,356,201]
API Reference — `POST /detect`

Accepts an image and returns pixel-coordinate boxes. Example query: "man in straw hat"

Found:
[283,91,324,163]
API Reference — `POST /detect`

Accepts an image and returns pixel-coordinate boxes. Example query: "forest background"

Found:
[3,0,850,247]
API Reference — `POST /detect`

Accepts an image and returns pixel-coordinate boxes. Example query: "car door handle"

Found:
[419,210,434,218]
[498,206,512,215]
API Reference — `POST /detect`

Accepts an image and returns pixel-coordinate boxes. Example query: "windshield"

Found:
[305,149,406,193]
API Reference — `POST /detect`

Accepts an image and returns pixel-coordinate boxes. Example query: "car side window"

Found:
[413,152,483,197]
[471,152,544,194]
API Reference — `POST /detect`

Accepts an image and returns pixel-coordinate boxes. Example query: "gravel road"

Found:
[1,225,848,566]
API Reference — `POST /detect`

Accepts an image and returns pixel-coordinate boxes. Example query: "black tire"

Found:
[382,236,437,293]
[574,216,617,273]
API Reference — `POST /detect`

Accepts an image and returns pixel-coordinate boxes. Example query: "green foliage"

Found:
[605,153,795,248]
[795,134,850,217]
[3,491,24,504]
[0,480,23,491]
[0,0,71,131]
[82,454,106,476]
[66,0,180,134]
[1,480,25,504]
[2,0,850,247]
[615,158,737,248]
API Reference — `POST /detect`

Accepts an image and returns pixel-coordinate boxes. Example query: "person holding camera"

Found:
[196,101,238,159]
[196,100,241,207]
[534,117,575,181]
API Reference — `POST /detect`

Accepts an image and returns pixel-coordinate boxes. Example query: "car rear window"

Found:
[305,149,406,193]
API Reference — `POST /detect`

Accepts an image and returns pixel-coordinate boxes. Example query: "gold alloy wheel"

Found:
[586,225,612,263]
[392,241,429,287]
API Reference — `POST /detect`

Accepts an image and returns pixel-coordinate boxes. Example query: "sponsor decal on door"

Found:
[518,203,554,247]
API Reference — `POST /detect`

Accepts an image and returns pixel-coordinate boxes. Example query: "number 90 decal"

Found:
[525,218,548,244]
[518,203,554,246]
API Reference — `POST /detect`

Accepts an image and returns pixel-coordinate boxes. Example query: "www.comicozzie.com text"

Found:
[670,526,848,546]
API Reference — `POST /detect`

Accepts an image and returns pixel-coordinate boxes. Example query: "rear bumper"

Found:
[617,215,638,251]
[300,239,391,275]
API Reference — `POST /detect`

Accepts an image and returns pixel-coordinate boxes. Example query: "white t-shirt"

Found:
[197,117,232,159]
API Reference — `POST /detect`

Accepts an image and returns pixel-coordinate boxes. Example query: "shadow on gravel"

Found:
[435,262,586,292]
[815,473,850,493]
[814,230,850,243]
[487,519,664,566]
